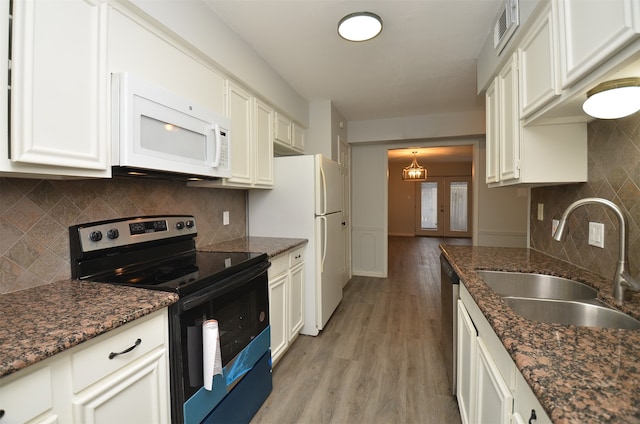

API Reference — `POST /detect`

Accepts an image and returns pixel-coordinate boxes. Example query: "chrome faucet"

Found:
[553,197,640,301]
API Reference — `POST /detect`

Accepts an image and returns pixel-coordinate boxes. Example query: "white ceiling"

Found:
[204,0,502,123]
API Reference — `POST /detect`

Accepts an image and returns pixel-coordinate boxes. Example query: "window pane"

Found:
[449,182,468,232]
[420,182,438,230]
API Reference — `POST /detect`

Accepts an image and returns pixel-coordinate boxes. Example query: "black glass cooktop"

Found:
[89,251,267,296]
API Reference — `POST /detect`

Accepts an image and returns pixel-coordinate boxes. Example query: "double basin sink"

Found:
[476,270,640,330]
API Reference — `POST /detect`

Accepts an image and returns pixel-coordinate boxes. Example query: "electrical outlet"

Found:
[588,222,604,248]
[223,211,230,226]
[537,203,544,221]
[552,219,559,236]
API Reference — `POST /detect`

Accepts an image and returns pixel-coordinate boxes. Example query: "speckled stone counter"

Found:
[0,280,178,379]
[440,245,640,424]
[200,236,308,258]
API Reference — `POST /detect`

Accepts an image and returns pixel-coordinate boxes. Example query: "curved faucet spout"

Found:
[553,197,640,301]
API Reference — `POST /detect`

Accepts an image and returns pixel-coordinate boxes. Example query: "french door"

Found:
[415,177,472,237]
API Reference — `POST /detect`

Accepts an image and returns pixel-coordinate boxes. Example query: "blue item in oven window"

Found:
[183,326,271,424]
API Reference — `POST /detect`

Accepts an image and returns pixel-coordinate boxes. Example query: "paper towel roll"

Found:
[202,319,223,391]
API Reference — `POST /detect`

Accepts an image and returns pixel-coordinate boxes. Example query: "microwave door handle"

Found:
[206,124,222,168]
[211,124,222,168]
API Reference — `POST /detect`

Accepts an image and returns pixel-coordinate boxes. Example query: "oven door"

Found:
[169,260,271,424]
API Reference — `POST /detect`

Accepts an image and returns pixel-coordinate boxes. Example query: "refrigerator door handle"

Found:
[320,215,327,272]
[319,161,327,215]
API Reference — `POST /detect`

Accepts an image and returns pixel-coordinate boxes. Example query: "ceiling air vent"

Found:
[493,0,519,55]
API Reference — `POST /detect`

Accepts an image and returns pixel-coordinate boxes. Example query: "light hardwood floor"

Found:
[251,236,471,424]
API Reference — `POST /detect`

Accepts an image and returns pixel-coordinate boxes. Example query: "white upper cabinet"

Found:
[190,80,274,189]
[254,98,275,187]
[556,0,640,88]
[497,54,520,183]
[5,0,110,178]
[486,52,588,187]
[274,112,305,155]
[226,80,254,185]
[518,3,561,118]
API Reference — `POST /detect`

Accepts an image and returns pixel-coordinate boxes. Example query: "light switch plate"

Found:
[223,211,230,226]
[588,222,604,248]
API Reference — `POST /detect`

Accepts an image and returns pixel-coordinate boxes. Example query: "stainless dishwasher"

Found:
[440,254,460,395]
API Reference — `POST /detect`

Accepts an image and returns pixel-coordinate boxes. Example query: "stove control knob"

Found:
[185,220,194,229]
[176,221,185,230]
[107,229,119,240]
[89,231,103,242]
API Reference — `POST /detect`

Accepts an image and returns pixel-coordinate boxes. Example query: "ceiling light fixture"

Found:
[402,151,427,182]
[582,78,640,119]
[337,12,382,42]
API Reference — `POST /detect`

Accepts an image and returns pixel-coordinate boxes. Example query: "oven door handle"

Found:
[179,261,271,312]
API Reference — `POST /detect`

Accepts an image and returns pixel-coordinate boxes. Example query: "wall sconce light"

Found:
[338,12,383,42]
[583,78,640,119]
[402,151,427,181]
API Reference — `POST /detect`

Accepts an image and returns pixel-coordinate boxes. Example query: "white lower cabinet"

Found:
[0,309,170,424]
[457,285,551,424]
[268,246,305,365]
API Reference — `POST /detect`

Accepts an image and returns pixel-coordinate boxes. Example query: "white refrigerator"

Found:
[248,154,344,336]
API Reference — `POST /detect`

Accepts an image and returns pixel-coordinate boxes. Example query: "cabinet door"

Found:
[288,262,304,340]
[475,338,513,424]
[72,348,170,424]
[0,364,58,423]
[254,98,274,187]
[268,273,288,364]
[274,113,292,146]
[457,300,477,424]
[292,124,305,152]
[497,54,520,182]
[9,0,110,177]
[226,81,253,184]
[485,80,500,184]
[519,6,560,117]
[557,0,640,88]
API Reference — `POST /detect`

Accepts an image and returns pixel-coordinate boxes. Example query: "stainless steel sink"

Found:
[477,270,597,300]
[503,297,640,330]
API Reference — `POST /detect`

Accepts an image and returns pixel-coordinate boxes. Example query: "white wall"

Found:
[128,0,309,127]
[306,101,348,161]
[348,111,485,143]
[351,144,389,278]
[475,141,529,247]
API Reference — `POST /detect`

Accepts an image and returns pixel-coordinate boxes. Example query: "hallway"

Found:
[251,236,470,423]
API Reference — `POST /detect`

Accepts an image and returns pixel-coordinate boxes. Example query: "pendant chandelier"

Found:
[402,151,427,181]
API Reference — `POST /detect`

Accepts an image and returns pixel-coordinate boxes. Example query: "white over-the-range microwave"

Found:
[111,72,231,181]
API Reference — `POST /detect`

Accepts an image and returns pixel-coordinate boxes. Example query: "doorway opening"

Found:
[388,146,473,239]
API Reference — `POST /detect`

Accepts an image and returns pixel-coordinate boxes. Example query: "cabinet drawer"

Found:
[269,253,289,277]
[289,247,304,267]
[71,310,166,392]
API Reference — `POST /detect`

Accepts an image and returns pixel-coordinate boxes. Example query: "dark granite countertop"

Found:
[440,245,640,424]
[0,280,178,379]
[199,236,308,258]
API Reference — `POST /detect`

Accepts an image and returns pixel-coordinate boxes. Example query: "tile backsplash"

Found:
[0,177,246,293]
[530,113,640,281]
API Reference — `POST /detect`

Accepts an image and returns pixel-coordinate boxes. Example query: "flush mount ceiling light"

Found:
[583,78,640,119]
[337,12,382,42]
[402,151,427,182]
